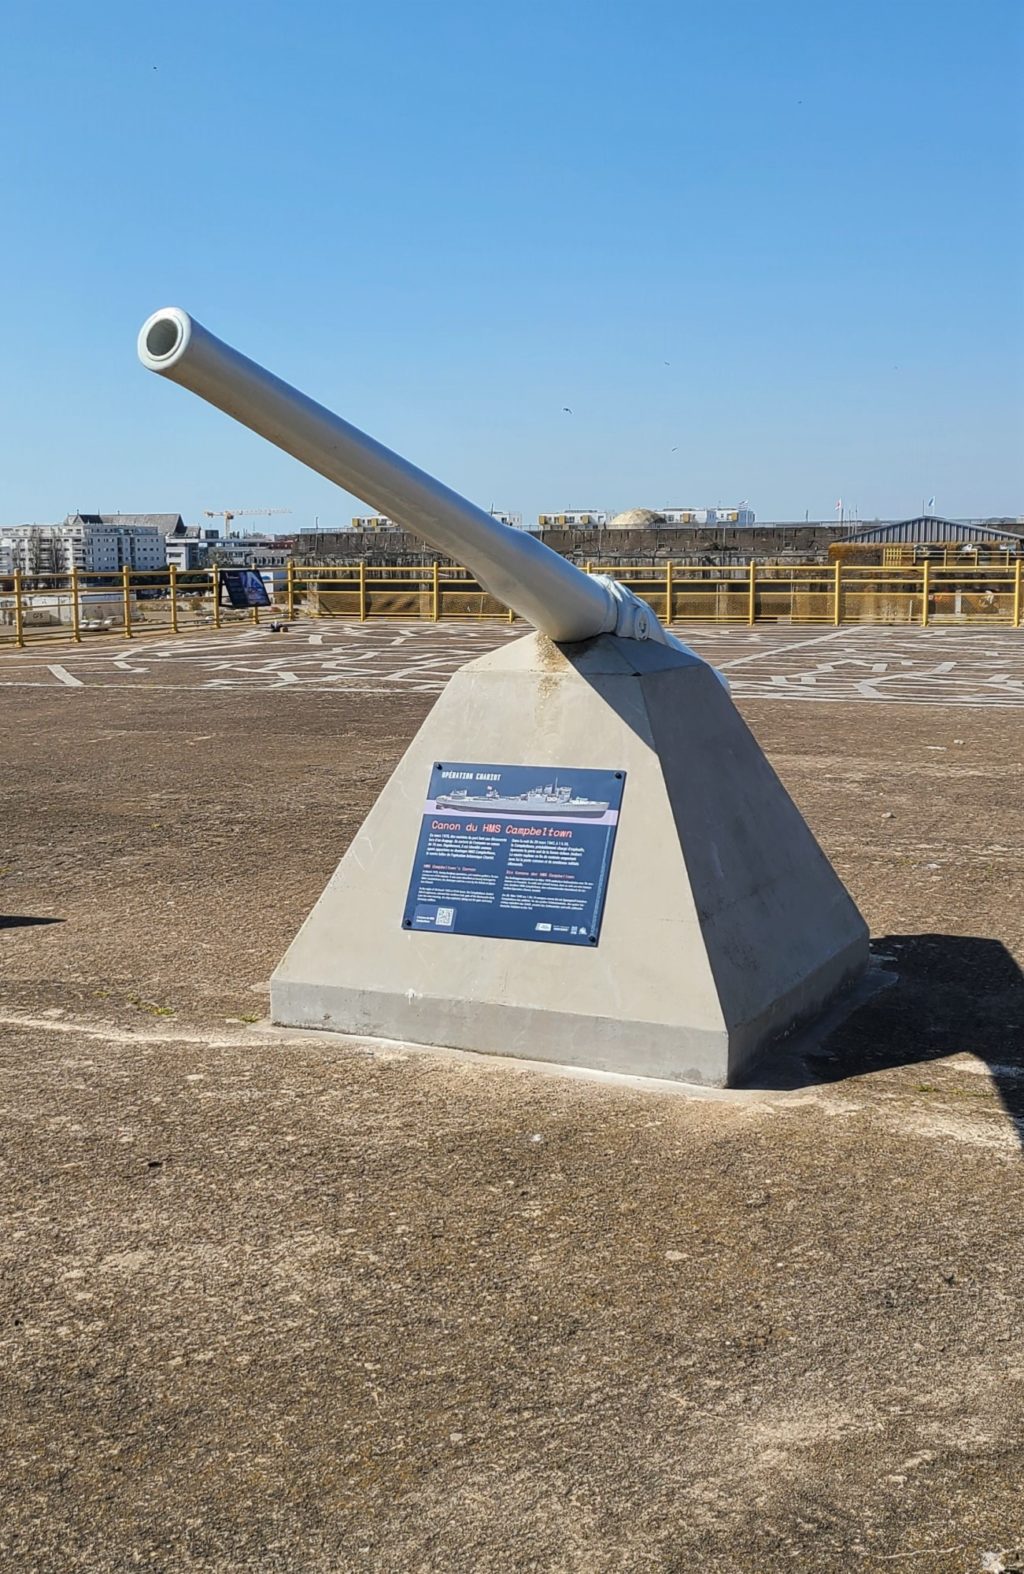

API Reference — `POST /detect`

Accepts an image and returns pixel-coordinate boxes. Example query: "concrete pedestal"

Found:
[271,633,868,1086]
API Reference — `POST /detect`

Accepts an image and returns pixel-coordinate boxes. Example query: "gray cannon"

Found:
[137,307,696,653]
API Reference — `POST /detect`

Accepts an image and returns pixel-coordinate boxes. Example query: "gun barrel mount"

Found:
[138,307,684,649]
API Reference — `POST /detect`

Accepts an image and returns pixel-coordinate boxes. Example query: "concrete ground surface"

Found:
[1,622,1023,1573]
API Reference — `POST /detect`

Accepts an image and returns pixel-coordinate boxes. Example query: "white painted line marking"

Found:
[47,664,84,687]
[0,1012,263,1049]
[716,626,869,669]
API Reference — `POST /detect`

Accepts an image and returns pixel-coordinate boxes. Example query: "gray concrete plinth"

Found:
[271,633,868,1085]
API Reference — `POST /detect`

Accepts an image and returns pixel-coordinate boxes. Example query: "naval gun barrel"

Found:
[137,308,674,647]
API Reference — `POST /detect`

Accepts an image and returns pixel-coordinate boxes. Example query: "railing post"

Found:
[169,565,179,633]
[665,561,673,625]
[287,560,295,619]
[747,559,756,625]
[920,558,930,627]
[833,559,842,626]
[71,565,82,642]
[1014,559,1022,629]
[358,559,367,622]
[508,604,515,625]
[212,564,221,628]
[432,560,440,622]
[13,570,25,648]
[121,564,133,639]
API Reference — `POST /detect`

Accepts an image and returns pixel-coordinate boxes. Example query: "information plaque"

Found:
[402,762,625,947]
[220,569,271,609]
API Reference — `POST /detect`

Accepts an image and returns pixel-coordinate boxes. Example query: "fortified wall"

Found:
[291,523,839,567]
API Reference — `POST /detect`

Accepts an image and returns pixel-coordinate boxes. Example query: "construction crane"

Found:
[204,507,292,538]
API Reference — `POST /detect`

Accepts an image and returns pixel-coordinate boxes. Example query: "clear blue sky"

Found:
[1,0,1021,527]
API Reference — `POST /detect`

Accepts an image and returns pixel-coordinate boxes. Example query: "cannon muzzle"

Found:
[138,307,689,649]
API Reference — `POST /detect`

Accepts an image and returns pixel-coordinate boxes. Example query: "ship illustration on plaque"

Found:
[435,782,610,818]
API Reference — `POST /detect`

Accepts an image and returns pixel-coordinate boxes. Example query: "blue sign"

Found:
[402,762,626,947]
[220,569,271,608]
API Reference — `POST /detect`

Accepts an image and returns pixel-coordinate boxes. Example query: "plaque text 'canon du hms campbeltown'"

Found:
[403,763,625,946]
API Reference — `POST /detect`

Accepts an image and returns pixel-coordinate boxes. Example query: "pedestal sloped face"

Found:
[271,633,868,1086]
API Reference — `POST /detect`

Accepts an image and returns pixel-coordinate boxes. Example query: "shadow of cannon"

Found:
[751,934,1024,1150]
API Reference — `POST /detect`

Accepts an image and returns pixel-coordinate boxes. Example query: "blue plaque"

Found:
[220,569,271,608]
[402,762,626,946]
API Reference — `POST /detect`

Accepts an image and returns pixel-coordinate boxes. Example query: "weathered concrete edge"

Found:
[252,1016,792,1104]
[271,981,728,1085]
[260,959,894,1102]
[271,935,871,1090]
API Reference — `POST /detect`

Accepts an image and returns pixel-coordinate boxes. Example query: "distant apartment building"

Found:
[64,514,172,570]
[536,511,610,529]
[164,521,222,572]
[535,508,756,530]
[350,511,523,533]
[212,532,294,568]
[0,524,74,576]
[0,514,171,576]
[210,533,294,599]
[660,506,756,526]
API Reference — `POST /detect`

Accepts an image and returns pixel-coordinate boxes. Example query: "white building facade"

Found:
[164,522,222,571]
[0,515,171,576]
[536,511,610,529]
[532,506,756,530]
[660,506,756,526]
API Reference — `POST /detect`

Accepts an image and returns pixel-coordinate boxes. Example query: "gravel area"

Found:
[1,668,1022,1571]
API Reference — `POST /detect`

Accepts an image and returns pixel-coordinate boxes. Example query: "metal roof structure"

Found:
[843,516,1023,546]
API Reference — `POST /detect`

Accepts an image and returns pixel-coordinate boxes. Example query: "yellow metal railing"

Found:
[0,566,267,648]
[296,563,518,625]
[0,559,1021,648]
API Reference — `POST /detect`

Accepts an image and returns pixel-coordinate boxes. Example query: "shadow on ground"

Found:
[0,916,64,930]
[752,934,1024,1147]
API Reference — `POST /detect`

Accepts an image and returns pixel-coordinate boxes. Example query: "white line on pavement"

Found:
[47,664,84,687]
[716,626,870,669]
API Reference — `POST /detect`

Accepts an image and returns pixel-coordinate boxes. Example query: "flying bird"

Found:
[562,406,573,414]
